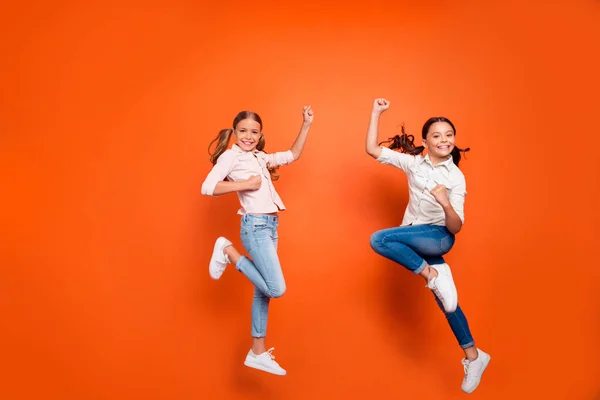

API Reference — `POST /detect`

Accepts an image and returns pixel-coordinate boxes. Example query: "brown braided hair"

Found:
[379,117,470,166]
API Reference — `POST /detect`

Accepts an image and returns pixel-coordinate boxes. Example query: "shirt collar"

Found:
[232,144,259,154]
[420,153,454,169]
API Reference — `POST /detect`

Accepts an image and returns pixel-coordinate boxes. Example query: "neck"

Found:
[428,154,448,166]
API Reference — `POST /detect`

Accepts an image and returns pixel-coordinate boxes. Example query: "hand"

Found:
[244,175,262,191]
[372,98,390,114]
[302,105,314,124]
[430,184,450,207]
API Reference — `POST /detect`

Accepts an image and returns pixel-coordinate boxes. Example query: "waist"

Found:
[241,213,279,224]
[236,187,285,215]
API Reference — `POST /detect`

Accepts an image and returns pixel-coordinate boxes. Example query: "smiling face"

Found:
[234,118,262,152]
[423,121,455,161]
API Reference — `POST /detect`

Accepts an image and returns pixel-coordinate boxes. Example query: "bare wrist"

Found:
[441,202,453,211]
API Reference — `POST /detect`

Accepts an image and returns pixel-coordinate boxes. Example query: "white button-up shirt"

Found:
[201,144,295,215]
[377,146,467,227]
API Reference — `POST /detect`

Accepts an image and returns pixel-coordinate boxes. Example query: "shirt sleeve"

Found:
[448,172,467,223]
[264,150,295,167]
[201,150,236,196]
[376,146,414,172]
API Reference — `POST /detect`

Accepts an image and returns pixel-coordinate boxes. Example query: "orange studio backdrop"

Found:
[0,0,599,399]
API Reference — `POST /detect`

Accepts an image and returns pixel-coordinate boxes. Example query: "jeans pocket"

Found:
[252,223,267,232]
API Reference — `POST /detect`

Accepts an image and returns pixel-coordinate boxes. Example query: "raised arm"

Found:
[366,98,390,159]
[289,105,314,161]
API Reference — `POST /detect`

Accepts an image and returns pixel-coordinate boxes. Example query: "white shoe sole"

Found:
[244,359,287,376]
[462,353,491,394]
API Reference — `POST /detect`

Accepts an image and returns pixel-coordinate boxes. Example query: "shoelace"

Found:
[427,273,444,303]
[258,348,279,365]
[462,359,475,382]
[265,348,276,359]
[216,253,230,273]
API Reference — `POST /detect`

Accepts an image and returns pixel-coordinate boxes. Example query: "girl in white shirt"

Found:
[365,98,490,393]
[201,107,313,376]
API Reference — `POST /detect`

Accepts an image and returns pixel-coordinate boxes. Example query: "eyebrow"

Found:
[432,130,454,134]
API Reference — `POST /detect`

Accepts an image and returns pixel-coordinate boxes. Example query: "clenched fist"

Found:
[302,105,314,124]
[244,175,262,191]
[430,184,450,207]
[372,98,390,114]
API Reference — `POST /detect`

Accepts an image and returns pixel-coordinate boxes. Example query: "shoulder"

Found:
[221,149,236,159]
[413,154,426,165]
[379,147,416,164]
[447,163,466,185]
[216,149,238,164]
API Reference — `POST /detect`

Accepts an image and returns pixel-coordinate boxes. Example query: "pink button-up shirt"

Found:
[201,144,296,215]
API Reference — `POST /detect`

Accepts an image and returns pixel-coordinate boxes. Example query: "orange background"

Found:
[1,0,599,399]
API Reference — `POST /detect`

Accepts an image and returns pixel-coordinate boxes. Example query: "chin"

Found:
[437,149,453,157]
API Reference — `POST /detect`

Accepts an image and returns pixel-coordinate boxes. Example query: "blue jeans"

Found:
[370,225,475,349]
[236,214,286,338]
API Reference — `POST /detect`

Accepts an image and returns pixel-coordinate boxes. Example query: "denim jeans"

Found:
[236,214,286,338]
[370,225,475,349]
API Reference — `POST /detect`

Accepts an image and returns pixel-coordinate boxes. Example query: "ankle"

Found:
[429,266,438,277]
[465,348,479,361]
[223,245,233,263]
[422,265,438,281]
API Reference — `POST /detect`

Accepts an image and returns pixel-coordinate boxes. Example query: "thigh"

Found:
[374,225,455,257]
[241,216,284,282]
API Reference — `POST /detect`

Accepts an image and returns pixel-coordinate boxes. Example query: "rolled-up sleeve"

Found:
[376,146,414,172]
[264,150,295,167]
[448,175,467,223]
[201,151,236,196]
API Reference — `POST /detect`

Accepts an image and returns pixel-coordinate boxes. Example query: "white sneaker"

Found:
[209,237,231,280]
[244,348,286,376]
[426,263,458,313]
[461,348,491,393]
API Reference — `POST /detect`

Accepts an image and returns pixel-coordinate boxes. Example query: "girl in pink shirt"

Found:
[201,107,314,376]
